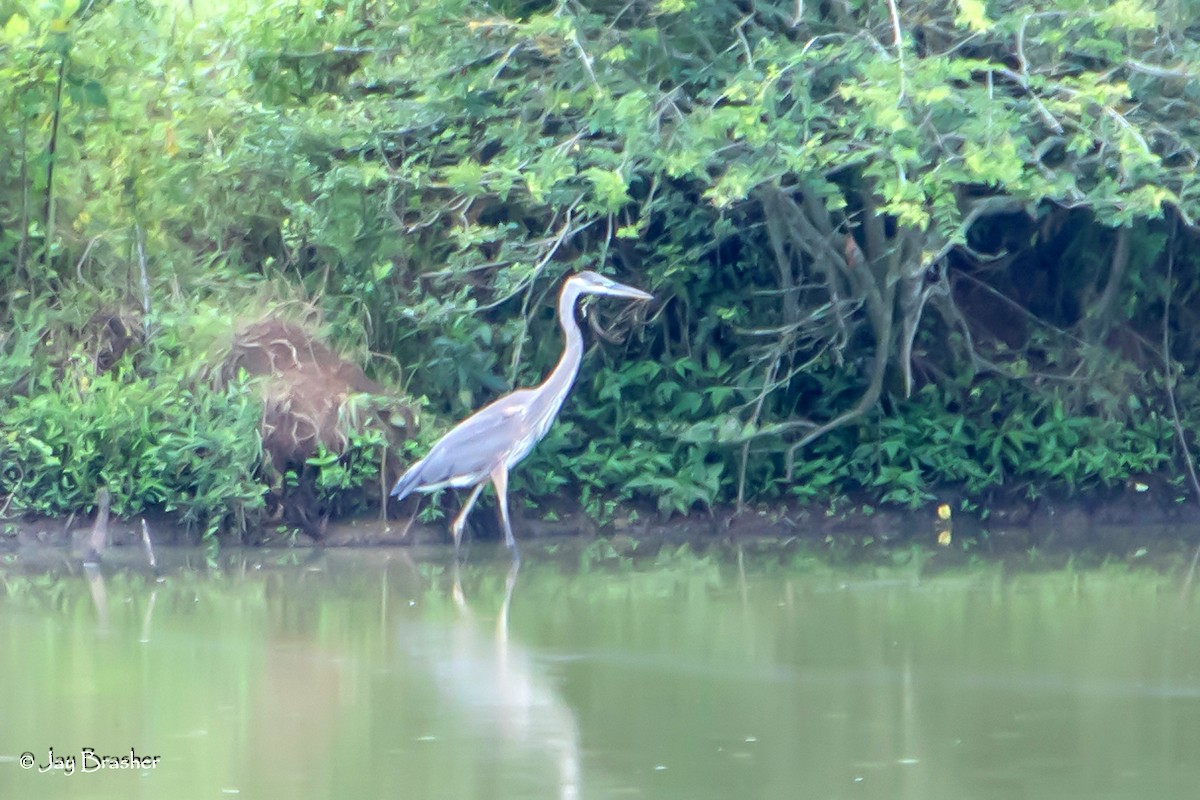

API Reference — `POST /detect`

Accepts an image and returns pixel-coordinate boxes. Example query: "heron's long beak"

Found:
[594,278,653,302]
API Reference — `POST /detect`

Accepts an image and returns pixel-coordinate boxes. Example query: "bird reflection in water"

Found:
[401,559,582,799]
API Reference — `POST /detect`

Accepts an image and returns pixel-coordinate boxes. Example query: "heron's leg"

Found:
[450,483,486,553]
[398,494,422,539]
[489,464,519,555]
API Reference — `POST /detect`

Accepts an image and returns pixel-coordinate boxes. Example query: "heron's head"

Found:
[569,270,653,302]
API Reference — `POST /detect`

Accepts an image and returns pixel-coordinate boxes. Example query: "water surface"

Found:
[2,539,1199,799]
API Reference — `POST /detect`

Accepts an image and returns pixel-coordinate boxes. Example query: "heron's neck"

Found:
[539,285,585,399]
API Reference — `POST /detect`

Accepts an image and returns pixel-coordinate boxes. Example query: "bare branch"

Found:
[884,0,906,100]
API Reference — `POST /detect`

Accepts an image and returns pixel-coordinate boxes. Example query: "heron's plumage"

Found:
[390,390,537,500]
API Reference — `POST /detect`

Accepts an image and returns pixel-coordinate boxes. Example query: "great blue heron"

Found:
[391,270,653,554]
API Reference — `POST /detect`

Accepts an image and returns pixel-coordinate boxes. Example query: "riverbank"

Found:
[6,478,1200,557]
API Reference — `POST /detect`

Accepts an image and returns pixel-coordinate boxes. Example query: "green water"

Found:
[2,540,1199,799]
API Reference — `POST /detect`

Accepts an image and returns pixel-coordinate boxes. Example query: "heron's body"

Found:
[389,386,561,495]
[391,271,652,554]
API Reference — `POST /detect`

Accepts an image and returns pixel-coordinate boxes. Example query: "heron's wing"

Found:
[392,390,537,497]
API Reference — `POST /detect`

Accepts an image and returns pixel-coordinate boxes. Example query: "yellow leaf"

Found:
[164,125,179,156]
[3,13,30,39]
[955,0,993,30]
[48,17,70,34]
[937,529,952,546]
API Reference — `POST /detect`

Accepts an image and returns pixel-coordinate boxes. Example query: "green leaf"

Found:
[583,167,629,212]
[83,80,107,108]
[444,160,485,194]
[1097,0,1156,30]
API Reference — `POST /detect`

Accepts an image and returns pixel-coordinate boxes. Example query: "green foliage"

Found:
[0,361,264,538]
[3,0,1200,535]
[305,425,391,519]
[779,375,1172,509]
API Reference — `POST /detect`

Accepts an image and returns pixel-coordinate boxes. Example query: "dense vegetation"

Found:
[3,0,1200,541]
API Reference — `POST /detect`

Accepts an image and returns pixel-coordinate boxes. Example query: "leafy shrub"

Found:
[0,362,265,539]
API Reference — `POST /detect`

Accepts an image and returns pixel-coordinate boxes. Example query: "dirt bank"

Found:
[6,478,1200,556]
